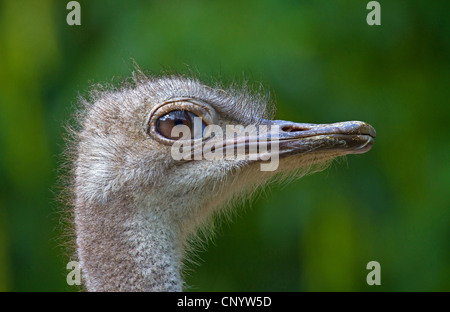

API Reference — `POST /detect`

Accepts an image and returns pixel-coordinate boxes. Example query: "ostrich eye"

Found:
[156,110,206,140]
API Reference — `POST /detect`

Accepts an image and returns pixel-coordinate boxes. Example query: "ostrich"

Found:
[68,72,375,291]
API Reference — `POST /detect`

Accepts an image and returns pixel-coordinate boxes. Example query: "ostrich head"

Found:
[71,73,375,291]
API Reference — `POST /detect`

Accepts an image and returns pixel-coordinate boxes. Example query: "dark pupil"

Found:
[160,111,191,126]
[174,119,184,126]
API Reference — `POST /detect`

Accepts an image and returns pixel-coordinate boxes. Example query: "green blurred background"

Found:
[0,0,449,291]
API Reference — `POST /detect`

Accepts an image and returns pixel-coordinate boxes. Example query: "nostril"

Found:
[281,125,309,133]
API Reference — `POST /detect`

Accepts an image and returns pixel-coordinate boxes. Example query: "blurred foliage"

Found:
[0,0,449,291]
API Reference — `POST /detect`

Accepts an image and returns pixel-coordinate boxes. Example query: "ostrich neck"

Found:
[75,198,184,291]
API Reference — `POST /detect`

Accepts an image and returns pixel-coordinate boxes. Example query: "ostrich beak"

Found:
[265,119,376,158]
[188,119,375,165]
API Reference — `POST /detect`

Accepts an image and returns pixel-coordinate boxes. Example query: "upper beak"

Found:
[263,119,376,158]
